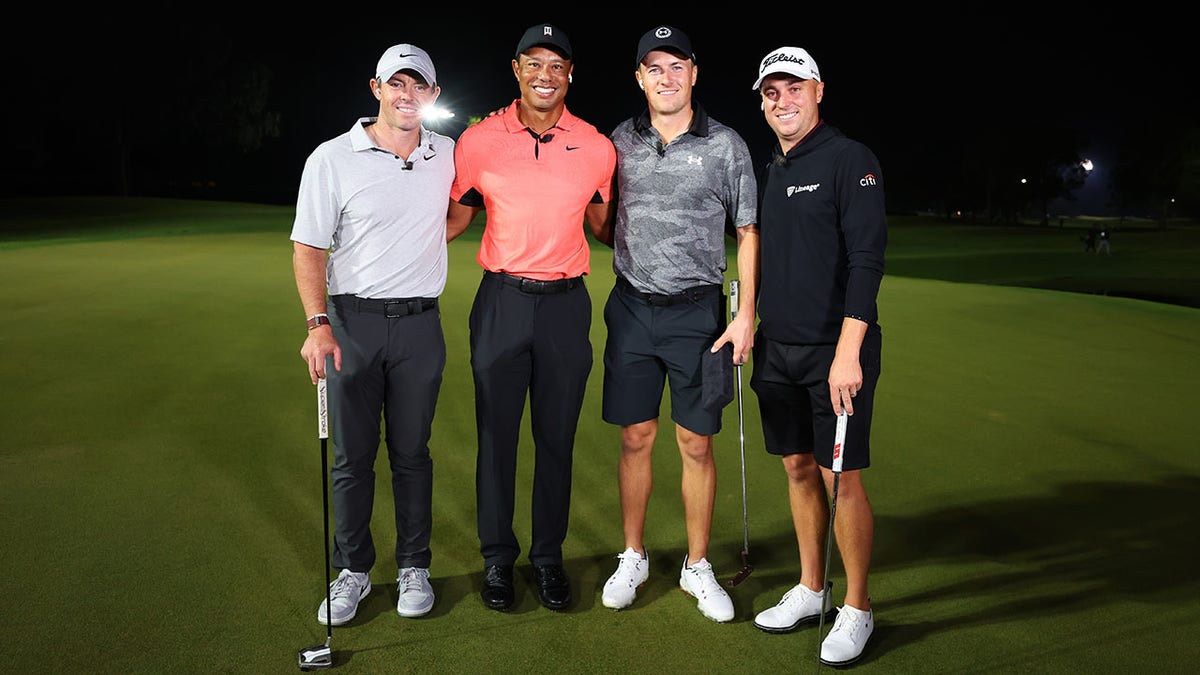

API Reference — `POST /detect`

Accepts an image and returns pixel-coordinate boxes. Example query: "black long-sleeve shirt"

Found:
[756,121,887,345]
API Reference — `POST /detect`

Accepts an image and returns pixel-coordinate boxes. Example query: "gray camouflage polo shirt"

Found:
[610,104,757,295]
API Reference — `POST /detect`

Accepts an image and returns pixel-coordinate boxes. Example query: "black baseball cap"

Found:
[515,23,573,60]
[636,25,695,67]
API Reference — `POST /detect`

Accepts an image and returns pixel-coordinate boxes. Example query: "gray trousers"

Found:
[326,295,445,572]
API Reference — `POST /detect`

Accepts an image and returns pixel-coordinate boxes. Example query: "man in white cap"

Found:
[291,42,455,627]
[747,46,887,666]
[598,24,758,624]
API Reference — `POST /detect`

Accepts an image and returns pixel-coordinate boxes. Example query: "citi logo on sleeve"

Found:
[860,173,878,187]
[786,183,820,197]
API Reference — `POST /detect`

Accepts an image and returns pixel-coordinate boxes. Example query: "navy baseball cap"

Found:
[636,25,695,67]
[515,23,573,60]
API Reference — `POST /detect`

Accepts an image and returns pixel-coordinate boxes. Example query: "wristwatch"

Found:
[306,313,331,330]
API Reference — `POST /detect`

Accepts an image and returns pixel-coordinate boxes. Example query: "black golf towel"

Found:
[701,343,735,413]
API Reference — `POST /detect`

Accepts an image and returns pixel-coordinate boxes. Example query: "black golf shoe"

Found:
[533,563,571,611]
[481,564,515,611]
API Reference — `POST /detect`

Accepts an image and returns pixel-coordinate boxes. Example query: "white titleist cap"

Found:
[376,44,437,87]
[752,46,820,90]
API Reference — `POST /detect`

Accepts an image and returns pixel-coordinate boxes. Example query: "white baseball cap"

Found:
[752,46,820,90]
[375,44,437,87]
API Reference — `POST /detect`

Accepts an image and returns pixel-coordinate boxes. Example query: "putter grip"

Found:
[832,411,847,473]
[317,378,329,440]
[729,279,739,320]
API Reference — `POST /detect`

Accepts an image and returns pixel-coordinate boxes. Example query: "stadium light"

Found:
[423,105,455,120]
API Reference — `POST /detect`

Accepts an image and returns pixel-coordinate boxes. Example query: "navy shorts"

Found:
[749,325,882,470]
[602,278,725,435]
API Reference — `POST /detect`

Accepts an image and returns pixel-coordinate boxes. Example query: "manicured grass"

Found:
[2,198,1198,673]
[884,217,1200,308]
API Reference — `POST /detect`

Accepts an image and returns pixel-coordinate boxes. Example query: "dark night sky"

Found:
[6,8,1193,213]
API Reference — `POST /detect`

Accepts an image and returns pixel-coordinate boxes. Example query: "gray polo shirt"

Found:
[291,118,455,299]
[610,104,757,295]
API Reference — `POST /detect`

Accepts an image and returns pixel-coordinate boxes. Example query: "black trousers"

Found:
[469,272,593,566]
[326,295,445,572]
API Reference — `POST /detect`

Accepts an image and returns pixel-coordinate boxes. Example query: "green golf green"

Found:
[2,198,1197,673]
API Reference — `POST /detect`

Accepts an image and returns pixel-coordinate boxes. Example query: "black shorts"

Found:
[749,325,882,470]
[601,278,725,435]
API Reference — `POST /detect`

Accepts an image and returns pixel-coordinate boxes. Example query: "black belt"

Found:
[332,294,438,317]
[617,276,720,306]
[488,271,582,295]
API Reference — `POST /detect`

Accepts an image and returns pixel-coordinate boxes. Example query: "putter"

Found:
[299,377,334,671]
[815,408,848,673]
[727,279,753,587]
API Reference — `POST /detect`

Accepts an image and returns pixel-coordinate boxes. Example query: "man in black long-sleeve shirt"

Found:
[746,46,886,668]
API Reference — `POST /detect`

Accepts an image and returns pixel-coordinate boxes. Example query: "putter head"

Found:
[298,642,332,670]
[727,564,753,587]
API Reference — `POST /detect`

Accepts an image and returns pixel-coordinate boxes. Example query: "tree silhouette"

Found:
[1109,115,1200,221]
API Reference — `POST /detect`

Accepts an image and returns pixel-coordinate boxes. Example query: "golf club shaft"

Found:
[730,280,749,555]
[318,378,332,642]
[298,378,334,670]
[816,409,848,674]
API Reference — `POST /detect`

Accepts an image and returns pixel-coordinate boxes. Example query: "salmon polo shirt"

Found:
[450,101,616,280]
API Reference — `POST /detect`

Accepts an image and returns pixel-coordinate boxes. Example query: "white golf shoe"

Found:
[820,604,874,666]
[678,555,734,622]
[396,567,434,618]
[317,568,371,626]
[753,581,832,634]
[602,548,650,609]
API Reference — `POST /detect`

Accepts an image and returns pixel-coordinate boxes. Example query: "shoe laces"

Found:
[397,567,428,593]
[614,549,646,573]
[777,584,803,608]
[538,565,567,585]
[685,559,723,598]
[830,606,869,641]
[329,570,366,600]
[778,583,820,608]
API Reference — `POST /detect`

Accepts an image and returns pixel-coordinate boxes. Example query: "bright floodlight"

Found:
[423,105,455,120]
[1081,159,1094,172]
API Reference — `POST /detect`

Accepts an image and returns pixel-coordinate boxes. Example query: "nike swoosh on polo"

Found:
[566,146,581,151]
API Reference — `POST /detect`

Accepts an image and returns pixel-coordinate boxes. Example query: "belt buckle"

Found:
[384,299,412,318]
[645,294,665,306]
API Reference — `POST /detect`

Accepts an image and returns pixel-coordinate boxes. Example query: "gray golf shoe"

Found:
[396,567,434,617]
[317,569,371,626]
